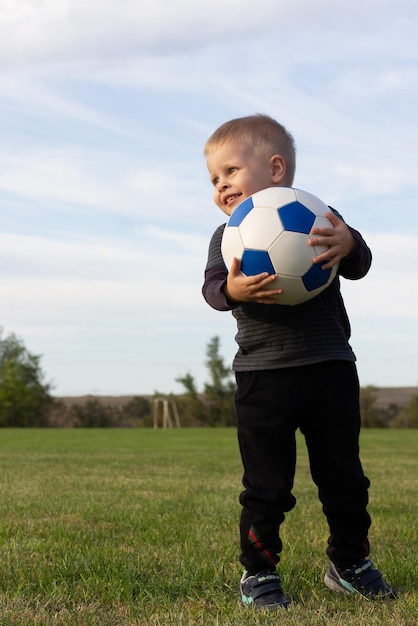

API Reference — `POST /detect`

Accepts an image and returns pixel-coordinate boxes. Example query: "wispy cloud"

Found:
[1,1,414,66]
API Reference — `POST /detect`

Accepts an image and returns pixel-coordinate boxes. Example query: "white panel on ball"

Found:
[239,207,283,250]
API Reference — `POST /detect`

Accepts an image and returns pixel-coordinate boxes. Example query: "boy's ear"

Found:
[270,155,286,184]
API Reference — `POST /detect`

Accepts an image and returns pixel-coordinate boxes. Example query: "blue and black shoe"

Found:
[324,558,396,599]
[240,570,290,610]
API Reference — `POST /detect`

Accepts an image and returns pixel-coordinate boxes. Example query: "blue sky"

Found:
[0,0,417,396]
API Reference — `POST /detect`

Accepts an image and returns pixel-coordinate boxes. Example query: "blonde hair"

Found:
[204,114,296,186]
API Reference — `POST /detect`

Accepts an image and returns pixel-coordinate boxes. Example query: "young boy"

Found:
[202,114,396,610]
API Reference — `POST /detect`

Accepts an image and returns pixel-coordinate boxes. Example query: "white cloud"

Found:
[0,229,208,276]
[332,165,410,196]
[0,148,209,226]
[0,149,124,210]
[0,0,414,67]
[0,229,210,337]
[0,72,124,133]
[341,233,418,319]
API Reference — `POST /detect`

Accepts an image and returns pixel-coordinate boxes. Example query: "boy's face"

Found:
[206,140,285,216]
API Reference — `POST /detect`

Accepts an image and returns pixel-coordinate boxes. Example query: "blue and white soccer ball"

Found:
[221,187,339,306]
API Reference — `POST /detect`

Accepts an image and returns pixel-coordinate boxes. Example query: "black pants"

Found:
[235,361,371,574]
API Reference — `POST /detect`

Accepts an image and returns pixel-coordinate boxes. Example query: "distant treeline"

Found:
[45,385,417,429]
[1,330,416,428]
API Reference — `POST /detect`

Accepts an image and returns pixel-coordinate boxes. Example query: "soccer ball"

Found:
[221,187,339,306]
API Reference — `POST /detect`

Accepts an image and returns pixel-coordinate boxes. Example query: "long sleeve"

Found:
[202,224,239,311]
[339,226,372,280]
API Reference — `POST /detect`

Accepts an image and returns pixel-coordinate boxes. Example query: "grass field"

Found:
[0,428,416,626]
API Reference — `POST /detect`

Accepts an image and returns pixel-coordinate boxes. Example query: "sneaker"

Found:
[324,559,396,599]
[240,570,290,610]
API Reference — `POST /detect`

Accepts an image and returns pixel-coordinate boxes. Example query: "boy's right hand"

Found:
[222,257,283,305]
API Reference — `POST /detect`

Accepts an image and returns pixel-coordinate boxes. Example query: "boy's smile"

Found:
[206,140,286,217]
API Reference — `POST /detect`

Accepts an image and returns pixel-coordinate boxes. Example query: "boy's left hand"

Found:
[309,211,356,269]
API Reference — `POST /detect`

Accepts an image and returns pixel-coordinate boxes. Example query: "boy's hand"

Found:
[309,211,356,269]
[223,257,282,305]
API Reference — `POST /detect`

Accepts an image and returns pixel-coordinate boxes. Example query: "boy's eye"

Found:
[211,167,237,186]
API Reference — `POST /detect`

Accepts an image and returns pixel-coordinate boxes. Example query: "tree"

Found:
[175,373,205,426]
[359,385,388,428]
[72,397,119,428]
[390,392,418,428]
[0,331,53,427]
[175,336,236,426]
[122,396,152,427]
[378,402,400,425]
[203,336,236,426]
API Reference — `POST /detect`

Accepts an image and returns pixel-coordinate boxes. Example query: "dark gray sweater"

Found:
[202,210,372,372]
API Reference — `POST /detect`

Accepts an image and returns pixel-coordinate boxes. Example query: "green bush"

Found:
[0,331,52,427]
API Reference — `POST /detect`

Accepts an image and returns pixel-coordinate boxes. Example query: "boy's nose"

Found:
[216,178,229,191]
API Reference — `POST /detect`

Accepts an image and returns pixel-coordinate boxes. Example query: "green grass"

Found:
[0,428,416,625]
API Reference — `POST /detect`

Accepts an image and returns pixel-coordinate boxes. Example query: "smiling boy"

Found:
[202,114,396,610]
